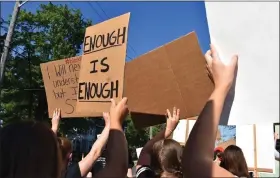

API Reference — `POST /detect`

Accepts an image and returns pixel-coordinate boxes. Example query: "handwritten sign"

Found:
[76,13,130,114]
[40,56,101,118]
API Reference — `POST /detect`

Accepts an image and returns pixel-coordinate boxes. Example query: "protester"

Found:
[182,44,239,177]
[136,107,182,178]
[52,108,61,135]
[0,121,62,178]
[94,98,129,178]
[127,149,135,177]
[274,133,280,161]
[213,147,224,165]
[52,110,111,178]
[220,145,250,177]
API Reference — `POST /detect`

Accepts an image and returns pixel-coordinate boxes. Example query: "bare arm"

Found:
[136,130,165,170]
[127,168,133,177]
[78,114,110,177]
[51,108,60,135]
[137,107,180,170]
[182,44,238,177]
[96,128,128,178]
[95,98,129,178]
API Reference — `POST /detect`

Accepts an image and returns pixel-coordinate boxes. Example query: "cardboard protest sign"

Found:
[40,56,102,118]
[205,2,279,125]
[125,32,214,128]
[76,13,130,114]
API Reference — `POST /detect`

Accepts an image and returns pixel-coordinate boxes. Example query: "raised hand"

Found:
[274,132,279,140]
[103,112,111,128]
[165,107,180,138]
[205,44,238,92]
[110,98,129,129]
[51,108,61,134]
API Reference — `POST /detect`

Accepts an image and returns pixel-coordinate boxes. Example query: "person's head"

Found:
[151,139,183,178]
[0,121,62,178]
[214,147,224,160]
[220,145,249,178]
[58,137,73,164]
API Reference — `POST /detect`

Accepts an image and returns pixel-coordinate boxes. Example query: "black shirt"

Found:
[128,150,134,169]
[64,163,82,178]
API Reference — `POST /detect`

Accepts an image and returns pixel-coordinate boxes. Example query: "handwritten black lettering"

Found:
[65,99,76,114]
[117,27,126,44]
[84,36,90,52]
[96,35,102,48]
[78,80,119,102]
[47,66,51,79]
[89,57,109,74]
[100,57,109,73]
[71,86,78,96]
[52,74,79,88]
[54,64,67,77]
[53,88,66,99]
[83,27,127,54]
[90,60,99,74]
[78,82,86,100]
[68,63,80,73]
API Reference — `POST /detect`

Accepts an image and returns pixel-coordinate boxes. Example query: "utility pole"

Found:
[0,0,21,88]
[149,126,153,139]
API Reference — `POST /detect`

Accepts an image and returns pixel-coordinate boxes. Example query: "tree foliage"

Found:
[0,3,161,150]
[125,115,164,159]
[0,3,92,133]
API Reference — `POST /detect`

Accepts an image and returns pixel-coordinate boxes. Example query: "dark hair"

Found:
[58,137,73,161]
[214,150,223,160]
[0,121,62,178]
[220,145,249,178]
[151,139,183,178]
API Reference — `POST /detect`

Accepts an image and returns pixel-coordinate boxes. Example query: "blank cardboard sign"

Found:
[125,32,214,128]
[40,56,102,118]
[77,13,130,114]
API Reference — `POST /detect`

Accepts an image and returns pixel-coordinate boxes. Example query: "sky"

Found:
[1,1,235,141]
[1,1,210,61]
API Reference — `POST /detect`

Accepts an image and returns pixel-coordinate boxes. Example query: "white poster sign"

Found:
[172,119,188,143]
[172,119,196,144]
[236,124,275,172]
[136,147,143,158]
[205,2,279,125]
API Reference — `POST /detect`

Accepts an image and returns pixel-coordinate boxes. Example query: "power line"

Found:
[87,2,104,22]
[70,2,132,60]
[95,1,138,58]
[88,1,135,59]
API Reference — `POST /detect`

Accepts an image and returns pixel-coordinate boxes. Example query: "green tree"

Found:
[125,115,165,160]
[0,3,92,133]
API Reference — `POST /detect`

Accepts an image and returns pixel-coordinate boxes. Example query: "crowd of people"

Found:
[0,44,276,178]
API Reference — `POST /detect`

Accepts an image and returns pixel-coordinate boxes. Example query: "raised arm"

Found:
[274,133,280,161]
[78,112,110,177]
[95,98,129,178]
[182,44,238,177]
[51,108,61,135]
[137,107,180,170]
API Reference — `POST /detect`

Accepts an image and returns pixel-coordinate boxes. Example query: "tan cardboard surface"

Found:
[124,32,214,128]
[40,56,102,118]
[76,13,130,113]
